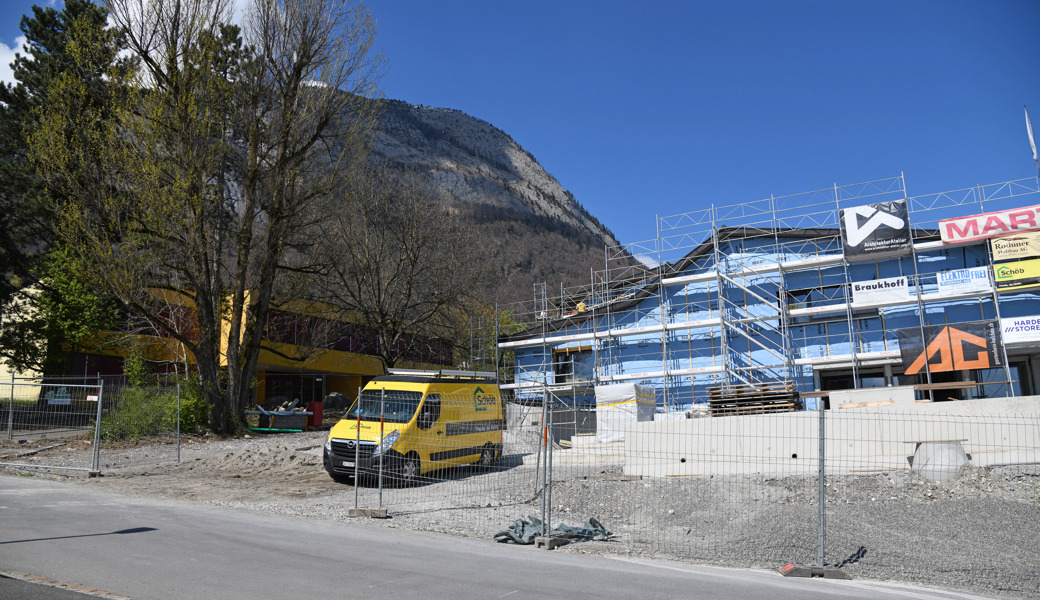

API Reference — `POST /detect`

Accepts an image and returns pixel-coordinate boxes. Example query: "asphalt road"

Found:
[0,476,994,600]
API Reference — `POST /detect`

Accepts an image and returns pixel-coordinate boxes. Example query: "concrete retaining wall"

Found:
[625,396,1040,478]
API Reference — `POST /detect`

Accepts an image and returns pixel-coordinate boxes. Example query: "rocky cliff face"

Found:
[369,99,634,303]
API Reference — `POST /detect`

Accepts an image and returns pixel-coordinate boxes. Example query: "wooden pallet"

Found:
[706,381,801,416]
[709,402,799,416]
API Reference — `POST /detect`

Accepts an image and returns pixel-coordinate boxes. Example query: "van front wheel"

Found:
[398,453,421,486]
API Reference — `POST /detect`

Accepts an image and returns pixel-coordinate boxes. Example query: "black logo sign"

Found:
[841,199,911,261]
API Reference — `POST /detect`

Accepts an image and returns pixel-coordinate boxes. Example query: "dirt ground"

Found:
[1,431,335,501]
[2,429,1039,598]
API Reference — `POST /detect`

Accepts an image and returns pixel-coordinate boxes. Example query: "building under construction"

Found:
[484,174,1040,413]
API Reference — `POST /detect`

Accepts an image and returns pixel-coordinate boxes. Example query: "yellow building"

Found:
[56,291,453,409]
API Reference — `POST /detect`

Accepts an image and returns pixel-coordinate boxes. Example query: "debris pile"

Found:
[493,516,611,545]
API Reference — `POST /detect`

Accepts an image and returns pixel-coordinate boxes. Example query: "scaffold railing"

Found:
[492,173,1040,409]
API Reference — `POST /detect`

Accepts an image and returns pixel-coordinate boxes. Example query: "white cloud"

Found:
[0,36,27,86]
[0,0,250,87]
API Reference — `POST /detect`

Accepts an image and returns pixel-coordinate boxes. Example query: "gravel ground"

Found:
[2,431,1038,598]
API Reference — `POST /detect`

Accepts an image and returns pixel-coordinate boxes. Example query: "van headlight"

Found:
[373,430,400,456]
[324,435,332,454]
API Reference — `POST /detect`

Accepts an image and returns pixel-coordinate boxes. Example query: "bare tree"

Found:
[319,162,494,369]
[30,0,382,433]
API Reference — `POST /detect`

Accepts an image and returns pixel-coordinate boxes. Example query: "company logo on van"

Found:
[473,386,496,412]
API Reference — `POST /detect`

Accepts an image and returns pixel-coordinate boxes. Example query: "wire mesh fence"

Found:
[817,409,1040,593]
[94,376,187,470]
[1,374,193,472]
[5,373,1036,593]
[1,379,104,471]
[335,392,1039,594]
[324,394,543,517]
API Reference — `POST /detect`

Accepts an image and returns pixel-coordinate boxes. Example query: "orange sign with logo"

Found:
[898,321,1002,376]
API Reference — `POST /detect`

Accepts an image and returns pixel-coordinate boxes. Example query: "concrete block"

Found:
[534,536,569,550]
[779,564,851,579]
[347,507,388,518]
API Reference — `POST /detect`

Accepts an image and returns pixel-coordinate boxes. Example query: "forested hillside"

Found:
[370,99,640,303]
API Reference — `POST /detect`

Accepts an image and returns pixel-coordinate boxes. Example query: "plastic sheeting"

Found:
[493,516,611,544]
[595,383,655,443]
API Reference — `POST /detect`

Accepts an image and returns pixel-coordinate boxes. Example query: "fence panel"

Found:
[1,375,187,473]
[559,406,821,568]
[95,379,183,470]
[1,380,103,472]
[362,392,1039,596]
[547,404,1039,595]
[822,409,1040,593]
[332,396,543,528]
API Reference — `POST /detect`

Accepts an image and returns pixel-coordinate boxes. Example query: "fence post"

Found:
[539,390,548,533]
[6,373,13,440]
[533,400,544,499]
[176,382,182,463]
[354,386,361,509]
[817,398,826,567]
[546,397,554,536]
[378,387,385,508]
[91,378,105,474]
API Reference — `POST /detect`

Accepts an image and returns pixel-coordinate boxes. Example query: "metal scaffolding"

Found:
[490,174,1040,410]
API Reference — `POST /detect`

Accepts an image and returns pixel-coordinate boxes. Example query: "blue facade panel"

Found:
[509,230,1040,411]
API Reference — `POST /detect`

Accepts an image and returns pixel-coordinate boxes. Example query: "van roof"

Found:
[370,374,499,386]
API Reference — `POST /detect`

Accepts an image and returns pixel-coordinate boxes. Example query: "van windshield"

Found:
[347,390,422,424]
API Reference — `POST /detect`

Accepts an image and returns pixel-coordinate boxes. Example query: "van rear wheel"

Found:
[477,444,497,470]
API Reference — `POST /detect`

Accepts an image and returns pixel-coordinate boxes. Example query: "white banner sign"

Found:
[937,267,991,295]
[991,231,1040,260]
[1000,315,1040,344]
[940,203,1040,244]
[851,276,910,305]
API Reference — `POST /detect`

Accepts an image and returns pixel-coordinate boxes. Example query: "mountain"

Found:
[368,99,638,304]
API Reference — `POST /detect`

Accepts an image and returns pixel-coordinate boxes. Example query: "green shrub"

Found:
[100,387,174,441]
[124,351,149,388]
[177,378,208,434]
[100,378,209,442]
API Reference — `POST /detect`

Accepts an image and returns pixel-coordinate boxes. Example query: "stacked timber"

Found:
[706,381,802,416]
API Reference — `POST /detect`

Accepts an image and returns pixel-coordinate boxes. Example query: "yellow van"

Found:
[323,369,504,484]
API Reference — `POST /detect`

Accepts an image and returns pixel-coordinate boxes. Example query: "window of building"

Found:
[821,362,1030,403]
[554,352,574,384]
[554,347,594,384]
[819,368,888,392]
[784,284,879,325]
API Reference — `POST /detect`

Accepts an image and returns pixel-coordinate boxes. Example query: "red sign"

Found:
[939,203,1040,244]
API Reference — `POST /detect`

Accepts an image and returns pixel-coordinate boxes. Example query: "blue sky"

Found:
[3,0,1040,246]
